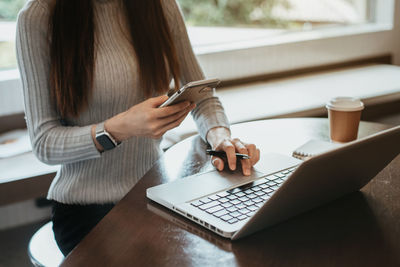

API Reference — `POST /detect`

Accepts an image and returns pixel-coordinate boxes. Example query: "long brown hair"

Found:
[49,0,181,118]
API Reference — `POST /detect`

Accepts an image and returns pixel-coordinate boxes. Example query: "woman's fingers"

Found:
[244,143,260,166]
[232,139,251,176]
[154,101,192,118]
[149,95,169,108]
[210,138,260,176]
[220,139,237,171]
[211,156,224,171]
[159,103,195,127]
[154,108,192,138]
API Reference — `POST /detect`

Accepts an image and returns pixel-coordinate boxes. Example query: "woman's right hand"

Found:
[104,95,196,141]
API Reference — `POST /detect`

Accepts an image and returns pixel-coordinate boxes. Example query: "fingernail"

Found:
[218,161,223,171]
[212,159,220,169]
[215,160,219,167]
[244,169,251,176]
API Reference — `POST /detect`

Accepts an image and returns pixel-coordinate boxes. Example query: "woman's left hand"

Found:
[206,127,260,176]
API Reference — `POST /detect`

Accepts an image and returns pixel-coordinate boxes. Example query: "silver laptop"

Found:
[147,125,400,240]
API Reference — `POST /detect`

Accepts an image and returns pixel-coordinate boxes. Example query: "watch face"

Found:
[96,134,116,150]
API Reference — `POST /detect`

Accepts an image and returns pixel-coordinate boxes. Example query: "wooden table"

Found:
[61,118,400,266]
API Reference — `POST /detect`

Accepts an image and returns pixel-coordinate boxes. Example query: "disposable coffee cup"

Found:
[326,97,364,143]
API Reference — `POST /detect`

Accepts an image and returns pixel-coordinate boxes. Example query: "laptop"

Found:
[147,125,400,240]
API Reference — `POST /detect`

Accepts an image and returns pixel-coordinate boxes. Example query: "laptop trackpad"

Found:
[147,153,300,206]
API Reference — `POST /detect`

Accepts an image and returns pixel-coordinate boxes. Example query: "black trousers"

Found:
[52,201,114,256]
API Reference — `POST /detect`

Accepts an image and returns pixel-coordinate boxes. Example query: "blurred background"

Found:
[0,0,371,70]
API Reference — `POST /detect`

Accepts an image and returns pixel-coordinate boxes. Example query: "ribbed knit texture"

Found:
[16,0,230,204]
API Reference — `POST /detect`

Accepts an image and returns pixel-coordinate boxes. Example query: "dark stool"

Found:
[28,222,64,267]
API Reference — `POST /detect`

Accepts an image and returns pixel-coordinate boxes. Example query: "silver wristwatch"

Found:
[95,123,121,151]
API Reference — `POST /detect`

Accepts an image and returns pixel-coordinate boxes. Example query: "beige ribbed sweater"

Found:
[16,0,229,204]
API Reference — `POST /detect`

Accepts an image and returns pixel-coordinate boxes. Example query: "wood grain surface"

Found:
[61,118,400,267]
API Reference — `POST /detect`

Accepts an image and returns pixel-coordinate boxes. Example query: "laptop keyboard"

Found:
[189,167,297,225]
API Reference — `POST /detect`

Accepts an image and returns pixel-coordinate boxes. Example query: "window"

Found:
[179,0,370,28]
[176,0,396,80]
[178,0,372,49]
[0,0,393,72]
[0,0,25,70]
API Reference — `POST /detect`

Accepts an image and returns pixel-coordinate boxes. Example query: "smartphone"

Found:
[159,78,220,108]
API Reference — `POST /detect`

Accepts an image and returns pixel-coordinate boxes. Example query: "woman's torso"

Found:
[46,0,163,204]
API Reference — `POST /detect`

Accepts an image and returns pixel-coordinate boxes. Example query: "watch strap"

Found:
[95,122,106,135]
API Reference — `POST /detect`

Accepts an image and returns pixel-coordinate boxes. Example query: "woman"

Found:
[16,0,260,255]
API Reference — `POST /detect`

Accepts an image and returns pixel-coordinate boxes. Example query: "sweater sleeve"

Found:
[16,1,101,165]
[162,0,230,141]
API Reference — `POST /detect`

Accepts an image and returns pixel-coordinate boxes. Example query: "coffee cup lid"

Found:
[326,97,364,112]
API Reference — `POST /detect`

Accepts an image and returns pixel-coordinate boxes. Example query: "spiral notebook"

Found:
[292,139,343,160]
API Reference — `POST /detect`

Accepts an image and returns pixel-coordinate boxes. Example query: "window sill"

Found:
[161,64,400,148]
[0,68,19,81]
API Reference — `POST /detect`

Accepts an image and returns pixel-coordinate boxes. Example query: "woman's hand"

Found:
[103,95,195,141]
[207,127,260,176]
